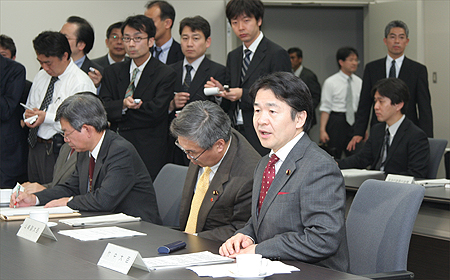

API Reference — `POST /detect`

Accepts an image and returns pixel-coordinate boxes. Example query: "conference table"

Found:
[1,215,369,280]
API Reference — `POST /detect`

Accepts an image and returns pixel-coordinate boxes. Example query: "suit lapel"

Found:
[398,56,412,81]
[118,61,131,99]
[91,130,111,190]
[255,134,308,231]
[134,57,156,98]
[231,48,243,87]
[385,118,409,165]
[189,58,210,100]
[78,151,90,194]
[242,38,267,85]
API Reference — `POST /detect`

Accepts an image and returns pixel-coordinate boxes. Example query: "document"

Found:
[341,169,385,177]
[0,189,12,204]
[58,226,146,241]
[59,213,141,227]
[0,206,79,221]
[414,178,450,188]
[143,251,233,270]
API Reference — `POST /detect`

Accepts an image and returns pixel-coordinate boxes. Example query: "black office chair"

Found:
[346,179,425,279]
[427,138,448,179]
[153,163,188,228]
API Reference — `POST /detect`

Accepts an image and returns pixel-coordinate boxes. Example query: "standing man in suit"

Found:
[319,47,362,159]
[60,16,104,89]
[338,78,429,178]
[206,0,291,156]
[170,101,260,242]
[220,72,349,272]
[100,15,176,180]
[11,93,162,224]
[347,20,433,151]
[92,22,130,69]
[0,54,26,188]
[25,31,96,185]
[145,0,183,64]
[168,16,226,165]
[288,47,321,127]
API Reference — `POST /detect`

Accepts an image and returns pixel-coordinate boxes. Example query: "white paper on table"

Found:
[414,178,450,187]
[143,251,233,270]
[59,213,140,227]
[187,260,300,278]
[0,189,13,203]
[340,169,385,177]
[58,226,146,241]
[0,205,76,217]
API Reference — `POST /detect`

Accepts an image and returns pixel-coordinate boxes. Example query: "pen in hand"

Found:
[14,189,19,208]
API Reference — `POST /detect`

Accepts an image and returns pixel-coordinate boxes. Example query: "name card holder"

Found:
[16,217,57,242]
[385,174,415,184]
[97,243,150,274]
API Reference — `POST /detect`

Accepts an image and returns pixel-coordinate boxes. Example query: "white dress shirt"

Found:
[386,54,404,78]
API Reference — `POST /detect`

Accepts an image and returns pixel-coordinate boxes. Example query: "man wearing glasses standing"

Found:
[170,101,260,242]
[100,15,175,181]
[92,21,130,68]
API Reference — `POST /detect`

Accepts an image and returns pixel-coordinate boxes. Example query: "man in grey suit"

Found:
[11,93,162,224]
[171,101,260,242]
[220,72,349,272]
[92,22,130,68]
[288,47,321,127]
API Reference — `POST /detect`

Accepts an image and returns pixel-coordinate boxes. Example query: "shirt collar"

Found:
[58,58,75,79]
[387,54,405,65]
[130,53,151,74]
[385,114,405,139]
[270,131,305,163]
[242,31,264,55]
[159,37,173,52]
[293,65,303,77]
[183,54,205,71]
[89,131,106,161]
[74,55,86,68]
[201,136,232,176]
[107,53,126,65]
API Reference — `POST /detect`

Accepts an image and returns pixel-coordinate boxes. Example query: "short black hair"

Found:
[179,16,211,39]
[250,72,313,132]
[0,34,16,58]
[371,78,409,114]
[287,47,302,58]
[122,15,156,39]
[106,21,124,38]
[336,46,358,69]
[66,16,95,54]
[145,1,176,29]
[226,0,264,25]
[33,31,71,59]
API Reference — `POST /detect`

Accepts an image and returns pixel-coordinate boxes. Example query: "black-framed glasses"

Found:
[60,129,76,139]
[175,140,208,161]
[122,37,148,43]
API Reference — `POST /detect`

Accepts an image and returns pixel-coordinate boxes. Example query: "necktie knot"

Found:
[268,154,280,166]
[185,64,193,72]
[154,47,162,59]
[244,49,252,57]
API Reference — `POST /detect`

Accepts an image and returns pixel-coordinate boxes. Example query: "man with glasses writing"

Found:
[100,15,175,181]
[11,93,162,224]
[170,101,260,242]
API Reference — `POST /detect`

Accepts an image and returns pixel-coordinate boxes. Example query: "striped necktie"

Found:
[125,68,139,98]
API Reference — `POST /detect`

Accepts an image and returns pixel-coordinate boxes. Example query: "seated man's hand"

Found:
[44,197,70,208]
[219,233,255,258]
[22,182,46,194]
[10,191,36,208]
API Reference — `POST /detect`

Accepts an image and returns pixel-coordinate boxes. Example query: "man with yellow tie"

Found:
[170,101,260,242]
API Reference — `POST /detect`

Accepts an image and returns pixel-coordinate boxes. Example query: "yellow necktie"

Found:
[185,167,212,234]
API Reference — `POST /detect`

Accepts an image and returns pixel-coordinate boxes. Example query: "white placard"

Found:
[16,217,57,242]
[97,243,149,274]
[385,174,414,184]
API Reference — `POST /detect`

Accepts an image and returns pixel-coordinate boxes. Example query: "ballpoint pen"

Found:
[14,189,19,208]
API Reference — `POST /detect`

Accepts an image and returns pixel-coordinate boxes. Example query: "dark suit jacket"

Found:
[167,57,226,165]
[80,56,104,76]
[0,55,27,188]
[338,117,429,178]
[43,143,77,189]
[353,56,433,137]
[237,133,349,272]
[225,37,291,155]
[299,67,321,126]
[92,54,131,70]
[99,57,176,180]
[35,130,162,224]
[151,39,184,65]
[179,130,260,242]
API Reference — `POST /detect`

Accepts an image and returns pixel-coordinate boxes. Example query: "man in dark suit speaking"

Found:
[347,20,433,152]
[11,93,162,225]
[338,78,429,178]
[206,0,291,156]
[171,101,260,242]
[220,72,349,272]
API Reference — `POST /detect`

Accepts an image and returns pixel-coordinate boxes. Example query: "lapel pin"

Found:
[212,190,219,195]
[286,169,291,175]
[211,198,214,202]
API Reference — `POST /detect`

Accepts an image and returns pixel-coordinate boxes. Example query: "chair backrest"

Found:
[153,163,189,227]
[427,138,448,179]
[346,179,425,275]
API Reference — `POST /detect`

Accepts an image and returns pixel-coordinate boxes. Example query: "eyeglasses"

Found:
[175,140,208,161]
[109,35,122,41]
[60,129,77,139]
[122,37,148,43]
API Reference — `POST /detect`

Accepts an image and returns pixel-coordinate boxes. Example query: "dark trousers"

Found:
[326,112,355,159]
[28,142,57,184]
